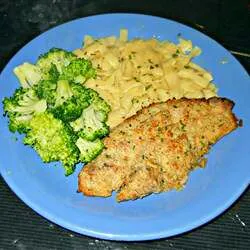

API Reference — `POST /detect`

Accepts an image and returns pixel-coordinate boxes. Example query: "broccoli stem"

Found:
[55,80,73,107]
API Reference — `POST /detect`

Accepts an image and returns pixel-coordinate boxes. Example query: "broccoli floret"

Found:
[33,79,91,122]
[76,137,104,163]
[23,112,80,176]
[70,82,92,102]
[70,105,109,141]
[49,80,90,122]
[34,80,57,106]
[70,89,110,141]
[3,88,47,133]
[44,63,60,81]
[54,80,73,106]
[4,46,111,176]
[89,90,111,116]
[14,60,60,89]
[59,58,96,83]
[37,48,76,74]
[70,89,110,140]
[14,63,42,88]
[52,97,84,122]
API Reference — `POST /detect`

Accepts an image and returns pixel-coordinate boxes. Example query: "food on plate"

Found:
[78,97,239,201]
[3,30,240,198]
[3,48,110,175]
[75,30,218,128]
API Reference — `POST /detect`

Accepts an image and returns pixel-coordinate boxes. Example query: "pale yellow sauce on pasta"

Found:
[74,30,217,128]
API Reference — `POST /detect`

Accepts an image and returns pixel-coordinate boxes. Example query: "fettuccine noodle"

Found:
[74,29,217,128]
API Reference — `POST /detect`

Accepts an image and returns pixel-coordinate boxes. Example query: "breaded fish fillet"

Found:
[78,98,239,201]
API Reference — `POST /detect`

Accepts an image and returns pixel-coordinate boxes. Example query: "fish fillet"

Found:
[78,98,239,201]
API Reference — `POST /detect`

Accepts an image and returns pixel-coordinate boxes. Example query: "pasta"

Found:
[74,30,218,128]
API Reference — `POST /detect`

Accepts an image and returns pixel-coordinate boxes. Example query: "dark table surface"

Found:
[0,1,249,249]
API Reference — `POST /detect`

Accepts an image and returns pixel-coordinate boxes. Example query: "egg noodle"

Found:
[74,29,217,128]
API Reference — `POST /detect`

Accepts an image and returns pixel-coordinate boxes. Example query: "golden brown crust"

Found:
[78,97,239,201]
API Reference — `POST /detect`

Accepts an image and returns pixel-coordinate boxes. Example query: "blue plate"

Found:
[0,14,249,241]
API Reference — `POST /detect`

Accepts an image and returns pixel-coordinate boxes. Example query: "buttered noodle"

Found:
[74,30,217,128]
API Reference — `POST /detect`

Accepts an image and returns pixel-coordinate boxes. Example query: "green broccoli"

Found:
[89,90,111,115]
[44,63,60,81]
[54,80,73,106]
[3,88,47,133]
[14,63,42,88]
[37,48,76,74]
[14,60,60,89]
[70,90,110,141]
[48,80,90,122]
[13,48,95,89]
[4,46,110,176]
[23,112,80,176]
[34,79,57,106]
[59,58,96,83]
[76,137,104,163]
[70,105,109,141]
